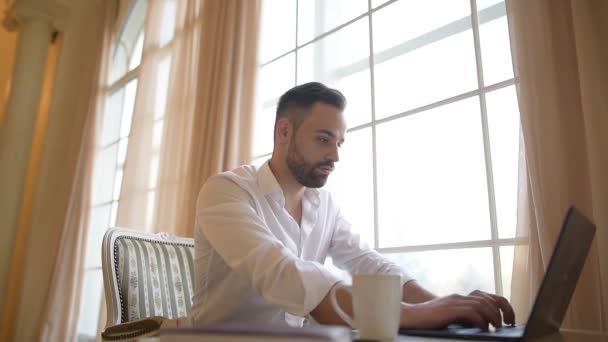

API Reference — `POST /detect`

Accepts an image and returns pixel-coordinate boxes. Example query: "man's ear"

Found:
[276,117,291,144]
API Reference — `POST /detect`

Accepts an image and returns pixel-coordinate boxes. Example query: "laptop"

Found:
[398,206,596,341]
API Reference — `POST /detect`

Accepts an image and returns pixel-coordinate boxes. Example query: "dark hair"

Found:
[274,82,346,139]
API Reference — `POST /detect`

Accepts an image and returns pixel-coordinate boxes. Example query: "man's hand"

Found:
[399,290,515,330]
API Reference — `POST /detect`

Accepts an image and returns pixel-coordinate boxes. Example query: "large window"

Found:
[74,0,181,339]
[76,1,147,339]
[254,0,521,299]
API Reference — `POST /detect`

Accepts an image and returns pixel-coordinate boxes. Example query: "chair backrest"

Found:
[102,227,195,327]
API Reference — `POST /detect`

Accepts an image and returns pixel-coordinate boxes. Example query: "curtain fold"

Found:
[507,0,607,331]
[0,33,58,342]
[117,0,260,236]
[35,2,117,340]
[101,0,260,333]
[154,0,260,237]
[0,1,117,341]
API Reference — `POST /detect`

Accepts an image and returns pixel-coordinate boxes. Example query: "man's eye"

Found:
[318,137,329,143]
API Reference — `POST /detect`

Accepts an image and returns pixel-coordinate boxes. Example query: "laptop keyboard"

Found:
[447,324,524,337]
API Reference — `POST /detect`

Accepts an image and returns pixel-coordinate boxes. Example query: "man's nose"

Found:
[326,144,340,163]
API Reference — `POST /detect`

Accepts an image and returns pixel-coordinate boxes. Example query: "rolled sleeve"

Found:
[197,177,342,317]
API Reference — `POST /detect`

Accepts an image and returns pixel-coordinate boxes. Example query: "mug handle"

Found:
[329,284,355,328]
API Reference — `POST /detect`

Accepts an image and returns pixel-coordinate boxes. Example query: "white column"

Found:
[13,0,103,340]
[0,3,55,322]
[0,4,54,252]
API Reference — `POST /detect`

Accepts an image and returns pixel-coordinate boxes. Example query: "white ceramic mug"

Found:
[330,274,402,341]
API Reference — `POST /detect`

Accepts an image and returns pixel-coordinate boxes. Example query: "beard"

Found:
[286,140,334,188]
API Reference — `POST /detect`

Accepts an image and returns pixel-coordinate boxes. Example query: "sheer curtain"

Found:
[35,2,116,341]
[116,0,260,236]
[0,1,117,341]
[507,0,607,331]
[97,0,260,332]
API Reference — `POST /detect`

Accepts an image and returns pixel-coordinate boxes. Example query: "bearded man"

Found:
[188,82,514,330]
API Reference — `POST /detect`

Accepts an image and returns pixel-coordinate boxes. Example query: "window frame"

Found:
[76,1,147,339]
[254,0,527,297]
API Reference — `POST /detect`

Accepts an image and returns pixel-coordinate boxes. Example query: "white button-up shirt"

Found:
[189,162,413,326]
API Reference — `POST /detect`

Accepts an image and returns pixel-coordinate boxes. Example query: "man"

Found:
[189,82,515,329]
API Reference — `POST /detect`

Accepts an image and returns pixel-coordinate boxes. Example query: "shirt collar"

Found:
[258,161,282,199]
[257,161,321,208]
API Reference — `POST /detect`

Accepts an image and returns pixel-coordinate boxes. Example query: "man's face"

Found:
[286,102,347,188]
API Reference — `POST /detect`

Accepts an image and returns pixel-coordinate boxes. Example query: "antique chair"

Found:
[101,227,195,340]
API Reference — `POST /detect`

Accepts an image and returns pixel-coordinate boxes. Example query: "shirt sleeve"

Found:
[196,176,342,317]
[328,202,415,288]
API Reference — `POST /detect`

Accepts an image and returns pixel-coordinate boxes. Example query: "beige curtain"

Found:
[35,2,117,341]
[95,0,259,333]
[507,0,608,331]
[117,0,260,236]
[0,1,117,341]
[0,35,59,342]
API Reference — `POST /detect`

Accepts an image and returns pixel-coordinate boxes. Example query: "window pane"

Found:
[254,54,296,157]
[154,57,172,120]
[108,0,147,84]
[120,79,138,138]
[76,270,104,340]
[129,31,144,70]
[371,0,391,9]
[500,246,514,300]
[101,88,125,146]
[252,104,276,157]
[113,168,123,202]
[297,0,367,45]
[298,18,371,127]
[117,138,129,167]
[486,85,520,239]
[478,2,513,86]
[110,200,119,227]
[85,204,111,268]
[252,155,270,167]
[108,45,128,85]
[373,0,478,118]
[91,144,118,206]
[158,0,177,47]
[376,97,491,247]
[374,0,471,48]
[101,79,137,146]
[258,53,295,106]
[325,128,375,247]
[385,247,495,295]
[259,0,296,63]
[477,0,503,11]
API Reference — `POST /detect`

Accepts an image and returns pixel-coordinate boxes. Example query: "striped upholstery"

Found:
[114,236,194,322]
[102,228,195,326]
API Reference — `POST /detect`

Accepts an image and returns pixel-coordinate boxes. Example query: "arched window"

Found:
[76,0,147,339]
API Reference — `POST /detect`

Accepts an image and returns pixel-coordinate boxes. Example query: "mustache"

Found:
[314,161,335,169]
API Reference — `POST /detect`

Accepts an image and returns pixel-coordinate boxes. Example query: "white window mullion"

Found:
[470,0,502,296]
[377,237,527,254]
[367,0,380,250]
[294,0,299,84]
[107,67,140,94]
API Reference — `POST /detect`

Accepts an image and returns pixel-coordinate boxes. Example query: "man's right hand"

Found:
[399,291,515,330]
